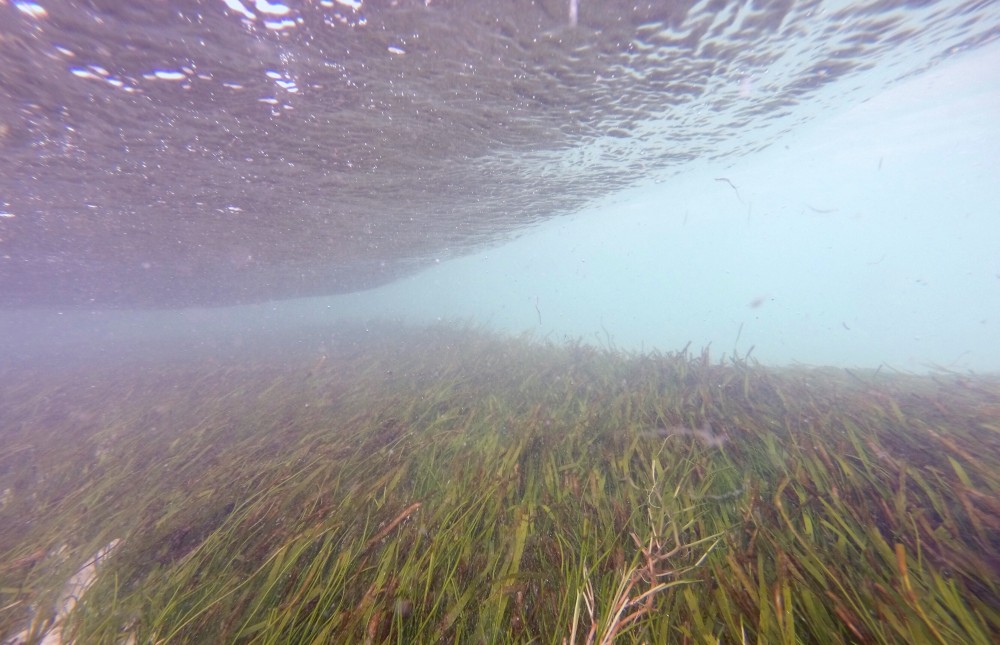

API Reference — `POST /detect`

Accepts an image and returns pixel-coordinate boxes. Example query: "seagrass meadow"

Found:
[1,323,998,644]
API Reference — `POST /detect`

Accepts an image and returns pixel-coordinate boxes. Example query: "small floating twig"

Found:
[715,177,743,204]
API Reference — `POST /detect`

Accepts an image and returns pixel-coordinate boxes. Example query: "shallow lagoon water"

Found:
[1,1,999,643]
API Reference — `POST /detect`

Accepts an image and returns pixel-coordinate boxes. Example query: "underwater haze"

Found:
[345,42,1000,372]
[0,0,998,370]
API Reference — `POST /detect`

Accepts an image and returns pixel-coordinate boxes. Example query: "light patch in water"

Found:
[256,0,291,16]
[69,67,99,80]
[70,64,139,91]
[221,0,256,21]
[14,1,47,18]
[266,70,299,92]
[264,18,297,31]
[151,70,187,81]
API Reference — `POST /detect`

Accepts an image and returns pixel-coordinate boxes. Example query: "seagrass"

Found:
[0,322,997,643]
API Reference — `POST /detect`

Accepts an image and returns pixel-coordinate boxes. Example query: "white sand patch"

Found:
[4,539,122,645]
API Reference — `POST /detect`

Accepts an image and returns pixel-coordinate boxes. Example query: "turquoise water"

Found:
[0,1,997,371]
